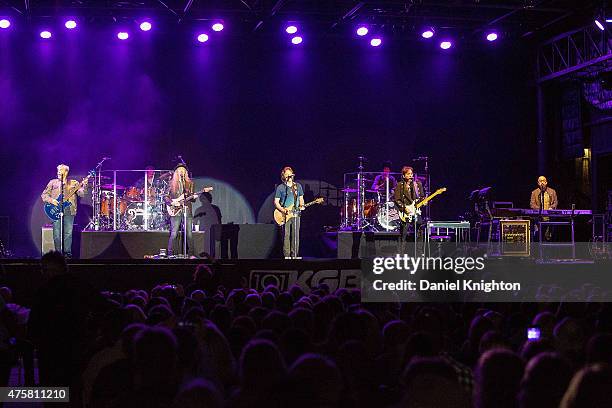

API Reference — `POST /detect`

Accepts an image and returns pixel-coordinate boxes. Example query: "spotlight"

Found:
[139,21,152,32]
[291,36,303,45]
[197,33,209,43]
[40,31,52,39]
[285,25,298,34]
[0,19,10,29]
[370,38,382,47]
[595,19,605,30]
[421,27,435,39]
[117,31,129,40]
[356,26,368,36]
[440,41,452,49]
[486,32,498,41]
[212,23,224,32]
[65,20,77,29]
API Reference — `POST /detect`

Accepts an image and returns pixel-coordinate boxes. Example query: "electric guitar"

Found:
[166,186,214,217]
[398,188,447,223]
[274,197,324,226]
[44,170,95,221]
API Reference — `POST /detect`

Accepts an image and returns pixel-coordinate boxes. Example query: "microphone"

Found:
[412,156,428,161]
[103,157,111,160]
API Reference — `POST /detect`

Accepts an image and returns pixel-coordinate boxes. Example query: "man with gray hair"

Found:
[41,164,87,258]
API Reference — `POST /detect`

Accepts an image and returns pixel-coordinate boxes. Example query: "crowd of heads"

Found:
[1,253,612,407]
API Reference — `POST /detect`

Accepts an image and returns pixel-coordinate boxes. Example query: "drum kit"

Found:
[89,170,172,231]
[341,156,429,232]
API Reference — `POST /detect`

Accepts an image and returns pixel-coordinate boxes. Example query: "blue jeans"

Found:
[169,215,194,256]
[52,214,75,257]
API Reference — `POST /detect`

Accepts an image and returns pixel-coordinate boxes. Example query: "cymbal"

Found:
[159,171,173,180]
[101,184,125,190]
[341,188,358,193]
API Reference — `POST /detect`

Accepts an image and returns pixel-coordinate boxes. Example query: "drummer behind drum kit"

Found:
[341,156,430,232]
[92,171,172,231]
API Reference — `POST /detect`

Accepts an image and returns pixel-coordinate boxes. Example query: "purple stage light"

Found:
[440,41,452,50]
[285,25,298,34]
[291,36,303,45]
[65,20,77,29]
[139,22,152,32]
[197,33,209,43]
[595,19,605,30]
[0,19,10,29]
[421,29,434,39]
[212,23,224,32]
[486,32,498,41]
[370,38,382,47]
[356,26,368,36]
[40,30,52,39]
[117,31,129,40]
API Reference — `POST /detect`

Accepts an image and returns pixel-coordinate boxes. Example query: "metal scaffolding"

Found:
[537,24,612,83]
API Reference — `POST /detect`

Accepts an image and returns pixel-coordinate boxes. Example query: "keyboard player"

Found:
[530,176,558,211]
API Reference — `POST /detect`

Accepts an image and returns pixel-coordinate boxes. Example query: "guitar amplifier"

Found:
[500,219,530,256]
[41,226,55,255]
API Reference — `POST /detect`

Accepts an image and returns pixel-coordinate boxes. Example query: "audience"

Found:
[0,254,607,407]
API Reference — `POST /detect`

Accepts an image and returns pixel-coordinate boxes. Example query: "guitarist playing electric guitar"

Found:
[41,164,90,258]
[165,163,214,257]
[394,166,425,253]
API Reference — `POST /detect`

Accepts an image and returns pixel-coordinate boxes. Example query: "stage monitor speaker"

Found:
[337,231,401,258]
[41,227,54,255]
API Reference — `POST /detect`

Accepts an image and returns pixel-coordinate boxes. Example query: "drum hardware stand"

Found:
[85,157,109,231]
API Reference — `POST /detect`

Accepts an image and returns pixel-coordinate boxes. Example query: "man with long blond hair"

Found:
[165,163,196,256]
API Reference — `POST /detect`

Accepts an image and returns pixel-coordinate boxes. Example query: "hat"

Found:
[174,162,188,172]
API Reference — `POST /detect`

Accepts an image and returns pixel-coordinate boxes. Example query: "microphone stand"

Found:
[59,175,65,256]
[181,175,188,258]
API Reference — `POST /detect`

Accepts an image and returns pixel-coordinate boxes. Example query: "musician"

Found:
[371,162,397,196]
[394,166,424,251]
[274,167,305,259]
[41,164,86,258]
[165,163,195,257]
[530,176,558,211]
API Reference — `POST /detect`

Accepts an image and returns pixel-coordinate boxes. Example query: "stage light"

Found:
[440,41,452,49]
[291,36,303,45]
[40,30,52,39]
[0,19,10,29]
[370,38,382,47]
[212,23,224,32]
[486,32,498,41]
[197,33,209,43]
[356,26,368,36]
[139,21,152,32]
[117,31,129,40]
[421,27,435,39]
[65,20,77,29]
[285,25,298,34]
[595,19,605,30]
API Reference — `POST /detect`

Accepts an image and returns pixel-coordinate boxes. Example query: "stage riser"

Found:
[80,224,281,259]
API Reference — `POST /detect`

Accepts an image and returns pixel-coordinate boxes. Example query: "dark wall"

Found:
[0,28,537,256]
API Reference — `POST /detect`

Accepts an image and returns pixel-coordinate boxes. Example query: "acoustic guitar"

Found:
[274,197,324,226]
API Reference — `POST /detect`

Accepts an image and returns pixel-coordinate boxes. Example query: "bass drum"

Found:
[377,202,400,231]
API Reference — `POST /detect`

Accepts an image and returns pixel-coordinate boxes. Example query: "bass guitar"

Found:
[398,188,447,223]
[166,187,214,217]
[44,170,95,221]
[274,197,324,226]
